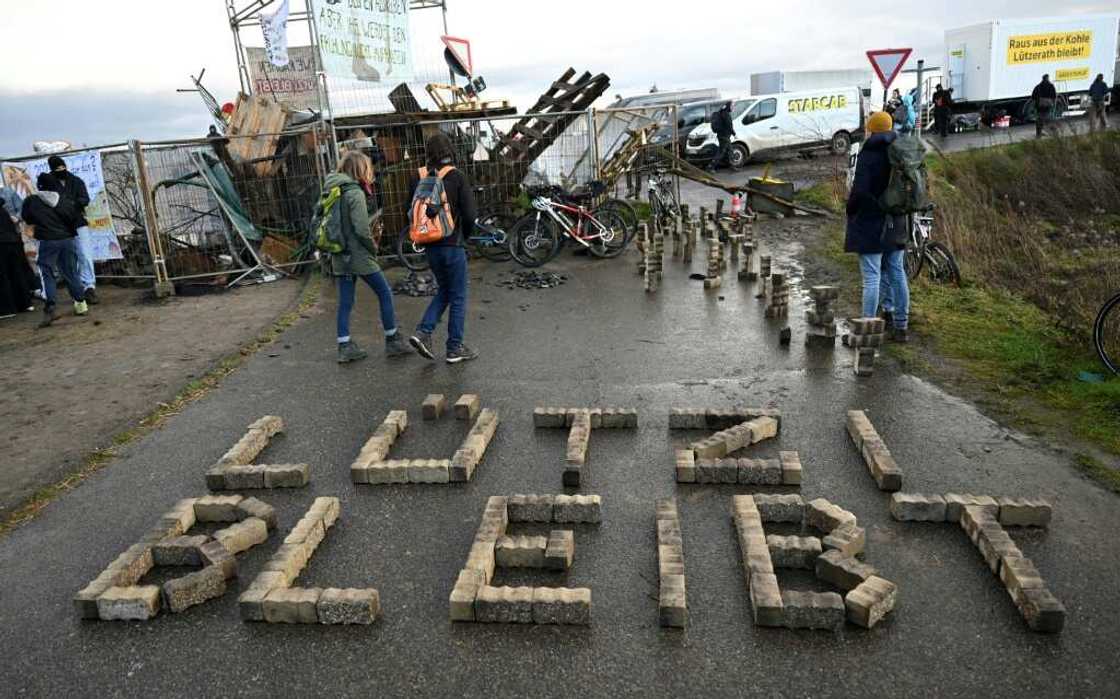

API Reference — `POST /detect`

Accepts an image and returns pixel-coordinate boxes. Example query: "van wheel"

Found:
[729,144,750,170]
[830,131,851,155]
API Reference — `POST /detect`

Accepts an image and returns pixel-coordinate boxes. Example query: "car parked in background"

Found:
[648,99,728,155]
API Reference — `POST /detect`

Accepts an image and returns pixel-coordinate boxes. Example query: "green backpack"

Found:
[880,135,931,215]
[310,183,355,254]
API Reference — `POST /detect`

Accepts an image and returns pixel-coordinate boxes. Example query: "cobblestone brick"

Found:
[465,541,496,583]
[262,464,310,489]
[220,464,266,490]
[283,516,326,549]
[194,495,245,522]
[658,545,685,577]
[767,535,823,569]
[199,540,238,580]
[600,408,638,428]
[815,549,878,591]
[450,569,485,622]
[782,590,845,630]
[944,494,999,523]
[977,523,1022,574]
[533,407,567,428]
[496,535,548,568]
[691,437,726,460]
[889,493,947,522]
[668,408,707,429]
[1016,585,1066,633]
[237,572,287,621]
[236,497,278,530]
[214,517,269,555]
[655,498,679,522]
[999,554,1046,605]
[738,458,782,485]
[476,585,534,623]
[845,410,877,449]
[675,450,697,483]
[805,498,858,533]
[997,497,1052,528]
[507,494,554,523]
[861,438,903,491]
[749,573,784,627]
[422,394,447,420]
[97,585,161,621]
[845,576,898,628]
[318,588,379,625]
[532,587,592,625]
[162,565,226,613]
[854,347,876,376]
[407,459,452,483]
[152,535,209,567]
[107,544,155,586]
[454,394,481,421]
[261,543,311,585]
[545,530,575,570]
[553,494,601,523]
[779,451,802,485]
[263,587,321,624]
[657,519,682,547]
[753,494,804,523]
[659,574,688,628]
[746,416,779,444]
[822,523,866,558]
[384,409,408,435]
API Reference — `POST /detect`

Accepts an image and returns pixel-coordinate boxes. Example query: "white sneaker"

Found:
[74,300,89,316]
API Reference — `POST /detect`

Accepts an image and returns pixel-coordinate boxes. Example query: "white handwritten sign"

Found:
[313,0,413,83]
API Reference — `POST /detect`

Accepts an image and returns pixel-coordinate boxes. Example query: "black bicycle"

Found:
[905,210,961,286]
[395,209,515,271]
[1095,291,1120,375]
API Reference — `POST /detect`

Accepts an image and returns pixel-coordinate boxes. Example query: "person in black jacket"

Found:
[1088,73,1109,133]
[0,191,36,318]
[845,111,910,342]
[1031,75,1058,139]
[21,173,88,327]
[40,156,98,303]
[708,102,735,171]
[407,131,479,364]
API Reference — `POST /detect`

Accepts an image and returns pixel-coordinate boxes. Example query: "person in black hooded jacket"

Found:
[0,192,35,318]
[40,155,98,303]
[21,173,88,327]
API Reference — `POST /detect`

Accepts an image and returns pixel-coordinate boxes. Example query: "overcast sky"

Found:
[0,0,1113,155]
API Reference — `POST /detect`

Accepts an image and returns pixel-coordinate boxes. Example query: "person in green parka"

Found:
[327,151,411,362]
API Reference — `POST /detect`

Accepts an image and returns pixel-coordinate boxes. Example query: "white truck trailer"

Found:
[944,14,1119,121]
[751,70,874,99]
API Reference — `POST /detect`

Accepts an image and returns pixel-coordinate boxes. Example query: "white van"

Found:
[686,87,864,168]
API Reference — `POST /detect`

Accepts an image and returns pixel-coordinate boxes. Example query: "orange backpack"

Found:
[408,165,456,245]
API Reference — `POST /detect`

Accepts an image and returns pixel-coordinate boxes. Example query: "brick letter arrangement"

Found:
[75,496,276,621]
[656,498,688,628]
[669,408,798,487]
[844,318,885,377]
[533,407,638,487]
[732,495,896,630]
[240,497,380,625]
[206,416,310,491]
[889,493,1062,632]
[351,400,498,486]
[845,410,903,491]
[805,286,839,348]
[450,495,597,625]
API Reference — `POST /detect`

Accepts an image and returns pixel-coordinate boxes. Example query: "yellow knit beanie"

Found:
[867,111,894,133]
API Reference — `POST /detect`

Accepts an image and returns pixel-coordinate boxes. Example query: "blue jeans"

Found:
[36,237,85,307]
[75,226,97,289]
[418,245,467,351]
[336,271,397,342]
[860,249,908,329]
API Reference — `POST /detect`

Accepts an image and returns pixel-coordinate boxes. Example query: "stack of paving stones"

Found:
[704,237,722,289]
[75,496,276,621]
[845,410,903,491]
[450,495,596,625]
[239,497,380,625]
[765,272,790,319]
[534,407,638,487]
[756,255,772,299]
[844,317,885,377]
[738,240,757,282]
[733,494,896,630]
[206,415,310,491]
[635,223,649,277]
[644,225,664,293]
[805,286,840,347]
[350,396,498,485]
[682,216,695,264]
[656,498,688,628]
[889,493,1063,632]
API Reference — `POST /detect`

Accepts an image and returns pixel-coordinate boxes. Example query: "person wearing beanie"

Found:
[845,112,910,342]
[40,155,98,304]
[21,173,88,327]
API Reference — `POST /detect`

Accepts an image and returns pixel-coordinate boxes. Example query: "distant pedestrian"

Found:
[0,188,36,318]
[1031,74,1058,139]
[21,173,88,327]
[708,102,735,172]
[40,156,98,304]
[932,83,952,139]
[408,132,479,364]
[893,93,916,135]
[844,111,910,342]
[1088,73,1109,133]
[323,151,410,363]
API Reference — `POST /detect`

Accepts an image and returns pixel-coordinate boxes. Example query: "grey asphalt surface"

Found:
[3,212,1120,697]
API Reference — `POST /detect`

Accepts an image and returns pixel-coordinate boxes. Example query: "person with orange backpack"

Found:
[407,132,479,364]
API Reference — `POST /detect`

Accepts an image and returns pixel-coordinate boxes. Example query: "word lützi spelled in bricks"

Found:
[206,416,311,491]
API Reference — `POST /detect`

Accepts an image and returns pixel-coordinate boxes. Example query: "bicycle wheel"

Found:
[511,213,560,267]
[586,209,630,259]
[1094,292,1120,376]
[598,199,639,242]
[475,211,513,262]
[395,227,429,271]
[904,244,924,280]
[922,241,962,286]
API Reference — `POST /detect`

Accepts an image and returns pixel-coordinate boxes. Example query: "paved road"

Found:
[1,226,1118,697]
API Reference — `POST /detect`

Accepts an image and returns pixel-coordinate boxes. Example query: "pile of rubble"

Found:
[393,272,438,297]
[494,271,567,290]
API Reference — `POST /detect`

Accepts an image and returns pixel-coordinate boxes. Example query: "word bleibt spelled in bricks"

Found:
[206,416,311,491]
[656,498,688,628]
[240,497,380,625]
[450,495,597,625]
[75,496,276,621]
[845,410,903,491]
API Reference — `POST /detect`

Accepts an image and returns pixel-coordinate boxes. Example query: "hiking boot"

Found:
[446,344,479,364]
[409,331,435,360]
[38,305,60,328]
[879,309,894,326]
[385,333,412,358]
[337,340,368,363]
[84,288,99,305]
[73,300,89,316]
[889,327,910,343]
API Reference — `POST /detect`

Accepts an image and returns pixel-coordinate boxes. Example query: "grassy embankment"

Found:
[797,131,1120,490]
